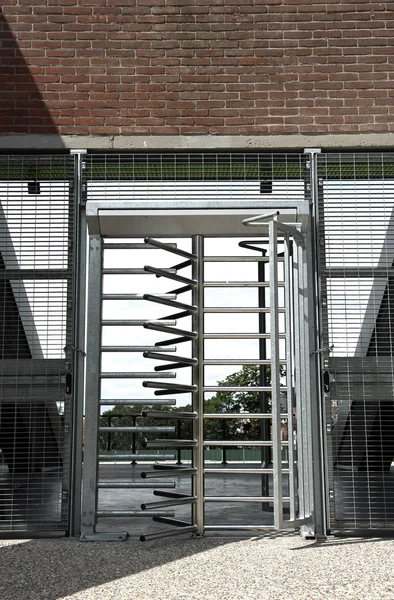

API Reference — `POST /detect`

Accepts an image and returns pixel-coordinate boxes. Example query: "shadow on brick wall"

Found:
[0,11,63,139]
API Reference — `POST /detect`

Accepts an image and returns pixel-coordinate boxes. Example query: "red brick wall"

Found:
[1,0,394,136]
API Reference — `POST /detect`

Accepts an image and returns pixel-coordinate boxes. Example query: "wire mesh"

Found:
[85,153,306,202]
[0,155,75,534]
[318,152,394,531]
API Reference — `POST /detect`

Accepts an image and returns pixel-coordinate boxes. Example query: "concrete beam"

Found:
[0,133,394,151]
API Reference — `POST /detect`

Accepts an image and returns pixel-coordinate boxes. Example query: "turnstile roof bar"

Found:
[101,372,176,379]
[101,346,177,352]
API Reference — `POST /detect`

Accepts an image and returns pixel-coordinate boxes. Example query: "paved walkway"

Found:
[0,533,393,600]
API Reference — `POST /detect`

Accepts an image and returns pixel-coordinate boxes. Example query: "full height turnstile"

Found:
[81,204,319,541]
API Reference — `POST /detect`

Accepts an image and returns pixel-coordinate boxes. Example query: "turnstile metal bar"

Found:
[103,294,177,301]
[140,525,198,542]
[102,346,177,352]
[143,351,197,365]
[144,237,197,261]
[203,440,289,447]
[205,497,290,503]
[204,386,273,392]
[99,426,175,434]
[103,268,176,275]
[204,282,285,287]
[98,454,176,461]
[101,372,176,379]
[144,265,197,286]
[102,320,176,326]
[98,482,176,489]
[204,256,285,262]
[142,410,198,420]
[203,334,286,339]
[204,359,286,365]
[97,510,176,518]
[144,439,198,447]
[141,497,197,510]
[104,242,177,250]
[143,381,198,393]
[204,525,276,531]
[141,468,197,478]
[203,307,286,313]
[206,468,290,475]
[100,399,176,406]
[144,293,197,313]
[203,413,287,419]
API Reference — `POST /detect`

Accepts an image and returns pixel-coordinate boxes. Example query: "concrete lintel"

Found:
[0,133,394,151]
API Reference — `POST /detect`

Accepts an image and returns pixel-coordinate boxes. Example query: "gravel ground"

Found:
[0,534,393,600]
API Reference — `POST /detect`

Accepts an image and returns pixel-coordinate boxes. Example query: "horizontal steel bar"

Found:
[203,413,287,419]
[204,525,275,531]
[102,320,176,326]
[97,510,175,518]
[204,496,290,503]
[0,269,68,280]
[100,399,176,406]
[144,293,197,313]
[104,242,177,250]
[140,525,197,542]
[141,497,197,510]
[143,381,198,393]
[204,386,273,392]
[204,308,285,313]
[204,256,275,262]
[103,268,177,275]
[144,439,198,447]
[103,294,177,301]
[205,468,291,475]
[144,237,197,260]
[99,426,175,434]
[204,282,285,287]
[97,482,176,489]
[203,334,286,340]
[102,346,177,353]
[203,440,289,447]
[101,372,176,379]
[141,468,197,479]
[144,321,197,339]
[142,411,198,420]
[98,453,175,461]
[144,265,197,287]
[204,359,286,365]
[144,351,197,365]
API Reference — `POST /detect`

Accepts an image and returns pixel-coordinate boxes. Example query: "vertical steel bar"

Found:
[80,234,102,537]
[192,235,204,535]
[284,233,296,522]
[69,151,87,537]
[269,219,283,529]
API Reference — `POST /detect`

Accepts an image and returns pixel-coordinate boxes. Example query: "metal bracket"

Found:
[311,345,334,357]
[64,345,86,357]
